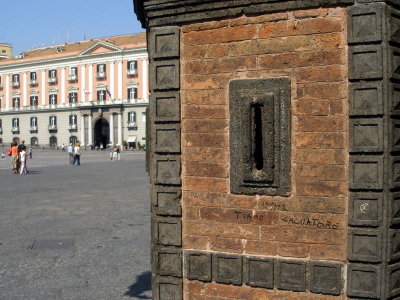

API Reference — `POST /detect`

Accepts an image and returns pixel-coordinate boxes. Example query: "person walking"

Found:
[73,143,81,166]
[19,146,27,175]
[61,144,65,152]
[68,143,74,164]
[29,147,32,159]
[109,144,114,160]
[10,142,19,174]
[112,145,119,161]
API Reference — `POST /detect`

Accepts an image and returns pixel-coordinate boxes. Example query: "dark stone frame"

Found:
[229,78,291,196]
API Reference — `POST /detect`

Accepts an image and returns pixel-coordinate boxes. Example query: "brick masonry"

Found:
[135,0,400,299]
[179,7,349,299]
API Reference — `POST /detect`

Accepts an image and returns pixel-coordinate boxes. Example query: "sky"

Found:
[1,0,144,55]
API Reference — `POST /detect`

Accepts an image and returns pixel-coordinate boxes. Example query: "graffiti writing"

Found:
[234,211,264,221]
[260,202,287,212]
[282,216,339,230]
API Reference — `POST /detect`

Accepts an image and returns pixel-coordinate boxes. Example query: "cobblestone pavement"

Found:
[0,148,151,300]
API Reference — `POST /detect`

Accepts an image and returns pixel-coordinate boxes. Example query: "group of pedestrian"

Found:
[8,140,31,175]
[109,144,121,161]
[67,143,81,165]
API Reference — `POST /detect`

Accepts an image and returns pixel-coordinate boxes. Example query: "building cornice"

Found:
[0,100,149,116]
[0,47,147,73]
[134,0,362,28]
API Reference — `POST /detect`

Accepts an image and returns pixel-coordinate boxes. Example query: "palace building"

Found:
[0,33,148,149]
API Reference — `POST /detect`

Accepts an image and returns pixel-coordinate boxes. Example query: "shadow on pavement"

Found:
[27,171,41,174]
[125,271,152,299]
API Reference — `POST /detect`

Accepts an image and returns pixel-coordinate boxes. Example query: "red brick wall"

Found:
[181,7,348,299]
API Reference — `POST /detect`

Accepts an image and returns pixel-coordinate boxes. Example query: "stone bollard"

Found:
[134,0,400,299]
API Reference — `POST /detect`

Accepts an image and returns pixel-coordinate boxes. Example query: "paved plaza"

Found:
[0,148,151,300]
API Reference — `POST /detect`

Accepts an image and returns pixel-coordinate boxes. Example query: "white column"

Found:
[88,114,92,146]
[88,64,93,102]
[117,61,123,100]
[117,113,122,145]
[41,70,46,105]
[23,72,27,107]
[61,67,66,105]
[142,59,148,100]
[109,113,114,144]
[110,62,114,100]
[5,75,10,109]
[80,115,85,145]
[80,65,86,103]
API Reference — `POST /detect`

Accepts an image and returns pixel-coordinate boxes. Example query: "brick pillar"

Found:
[347,2,400,299]
[134,0,400,299]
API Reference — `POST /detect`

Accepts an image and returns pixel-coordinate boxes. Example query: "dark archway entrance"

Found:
[94,118,110,148]
[31,137,38,147]
[49,136,57,148]
[70,136,78,145]
[13,137,20,144]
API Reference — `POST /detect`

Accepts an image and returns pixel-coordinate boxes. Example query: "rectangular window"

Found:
[127,61,138,77]
[49,94,57,105]
[97,90,106,101]
[49,116,57,126]
[69,114,77,125]
[12,97,19,108]
[12,74,20,87]
[97,64,105,73]
[69,67,78,82]
[128,88,137,100]
[30,117,37,127]
[142,112,146,122]
[30,72,37,81]
[128,112,136,123]
[12,118,19,128]
[128,61,137,71]
[229,78,291,196]
[96,64,106,79]
[49,70,57,78]
[30,96,38,106]
[69,92,78,104]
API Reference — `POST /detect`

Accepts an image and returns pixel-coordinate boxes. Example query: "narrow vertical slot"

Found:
[253,103,264,171]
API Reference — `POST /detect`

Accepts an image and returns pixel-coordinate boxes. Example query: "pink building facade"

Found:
[0,33,148,149]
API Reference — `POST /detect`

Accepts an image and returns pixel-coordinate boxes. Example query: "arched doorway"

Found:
[13,137,20,144]
[70,136,78,145]
[49,136,57,148]
[94,118,110,148]
[31,137,38,147]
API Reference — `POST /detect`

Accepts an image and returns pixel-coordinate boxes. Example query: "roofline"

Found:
[0,47,147,71]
